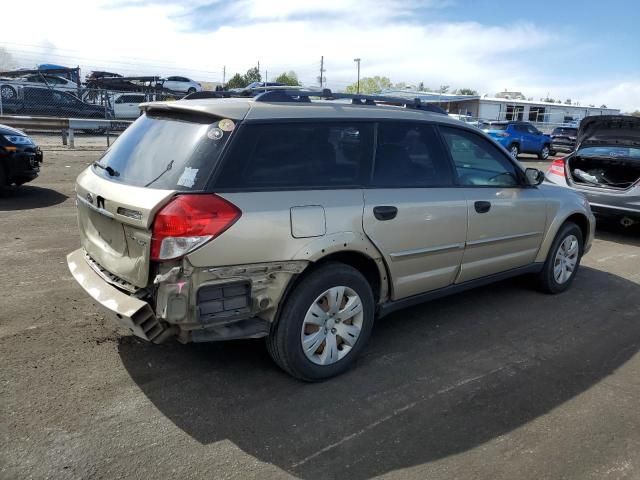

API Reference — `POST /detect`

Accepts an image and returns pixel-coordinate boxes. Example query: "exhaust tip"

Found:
[620,217,637,228]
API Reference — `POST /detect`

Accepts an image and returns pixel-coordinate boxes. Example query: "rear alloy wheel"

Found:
[509,144,519,159]
[538,145,550,160]
[1,85,16,100]
[187,87,196,94]
[538,222,583,293]
[267,263,375,381]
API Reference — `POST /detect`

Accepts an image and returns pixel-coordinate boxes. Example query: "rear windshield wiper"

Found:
[93,161,120,177]
[145,160,174,187]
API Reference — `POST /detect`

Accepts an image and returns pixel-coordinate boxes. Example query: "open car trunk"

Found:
[568,155,640,191]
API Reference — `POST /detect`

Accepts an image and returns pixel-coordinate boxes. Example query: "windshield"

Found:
[552,127,577,136]
[92,112,234,190]
[577,146,640,159]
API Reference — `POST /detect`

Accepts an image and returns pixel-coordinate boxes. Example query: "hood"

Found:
[577,115,640,150]
[0,124,28,137]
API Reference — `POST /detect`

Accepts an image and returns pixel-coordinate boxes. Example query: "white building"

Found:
[382,90,620,124]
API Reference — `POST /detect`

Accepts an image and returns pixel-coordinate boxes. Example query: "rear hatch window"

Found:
[552,128,577,136]
[93,111,235,190]
[484,123,508,130]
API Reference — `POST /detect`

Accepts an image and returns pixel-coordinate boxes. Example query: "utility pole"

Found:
[353,58,361,94]
[222,66,226,85]
[319,56,325,89]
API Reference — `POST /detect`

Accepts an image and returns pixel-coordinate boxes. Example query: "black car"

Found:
[0,124,43,187]
[550,126,578,154]
[1,87,112,119]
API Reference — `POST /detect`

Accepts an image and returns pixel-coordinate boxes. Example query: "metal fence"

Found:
[0,84,186,147]
[0,84,185,120]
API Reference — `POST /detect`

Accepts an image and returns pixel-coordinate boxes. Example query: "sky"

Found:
[1,0,639,111]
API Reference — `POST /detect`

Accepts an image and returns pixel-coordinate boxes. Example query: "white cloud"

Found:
[1,0,638,111]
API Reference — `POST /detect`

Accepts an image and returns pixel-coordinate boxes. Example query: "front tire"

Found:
[0,85,16,100]
[267,263,375,381]
[508,143,520,159]
[538,222,583,294]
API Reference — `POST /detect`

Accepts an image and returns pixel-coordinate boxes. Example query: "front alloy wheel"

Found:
[538,222,583,294]
[553,234,579,284]
[509,144,519,158]
[301,286,364,366]
[1,85,16,100]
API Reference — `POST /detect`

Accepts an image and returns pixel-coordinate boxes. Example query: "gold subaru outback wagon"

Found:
[68,90,595,381]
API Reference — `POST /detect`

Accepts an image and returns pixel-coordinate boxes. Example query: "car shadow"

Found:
[595,219,640,246]
[0,185,68,211]
[118,267,640,479]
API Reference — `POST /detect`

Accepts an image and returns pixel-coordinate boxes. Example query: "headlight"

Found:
[3,135,34,145]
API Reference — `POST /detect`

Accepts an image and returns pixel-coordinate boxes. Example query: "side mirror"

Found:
[525,168,545,186]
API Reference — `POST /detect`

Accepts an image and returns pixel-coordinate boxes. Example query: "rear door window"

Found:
[215,122,374,189]
[372,122,454,187]
[93,112,235,190]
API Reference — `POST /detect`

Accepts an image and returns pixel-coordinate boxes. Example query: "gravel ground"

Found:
[1,149,639,480]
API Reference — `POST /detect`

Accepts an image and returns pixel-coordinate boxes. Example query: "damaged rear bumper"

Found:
[68,247,309,344]
[67,248,168,342]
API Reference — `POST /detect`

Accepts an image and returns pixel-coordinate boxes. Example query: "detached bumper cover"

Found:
[67,248,164,341]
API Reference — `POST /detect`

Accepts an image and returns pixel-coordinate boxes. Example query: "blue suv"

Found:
[483,121,552,160]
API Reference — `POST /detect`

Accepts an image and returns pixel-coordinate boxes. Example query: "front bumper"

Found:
[67,248,166,342]
[1,147,43,182]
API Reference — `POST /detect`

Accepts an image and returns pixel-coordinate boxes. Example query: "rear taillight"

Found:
[548,158,566,177]
[151,194,241,261]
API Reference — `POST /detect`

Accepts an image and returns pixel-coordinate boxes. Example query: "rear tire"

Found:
[508,143,519,159]
[267,263,375,381]
[538,144,550,160]
[537,222,583,294]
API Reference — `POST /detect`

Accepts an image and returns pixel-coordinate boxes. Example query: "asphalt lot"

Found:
[1,149,639,480]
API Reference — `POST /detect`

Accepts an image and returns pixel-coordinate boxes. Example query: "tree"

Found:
[455,88,478,96]
[0,47,16,71]
[417,82,425,92]
[225,73,246,89]
[345,76,392,94]
[630,110,640,117]
[564,99,572,105]
[600,104,608,108]
[274,71,299,86]
[244,66,261,84]
[438,85,450,94]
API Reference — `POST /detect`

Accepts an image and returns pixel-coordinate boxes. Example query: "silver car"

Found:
[546,115,640,228]
[67,91,595,381]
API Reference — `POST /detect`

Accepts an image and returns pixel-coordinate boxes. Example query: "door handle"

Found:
[474,201,491,214]
[373,206,398,221]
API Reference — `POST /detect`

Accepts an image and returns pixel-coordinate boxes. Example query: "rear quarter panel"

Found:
[186,190,381,267]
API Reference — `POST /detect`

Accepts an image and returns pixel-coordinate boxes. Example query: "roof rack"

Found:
[181,87,447,114]
[252,88,447,114]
